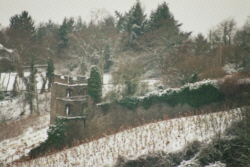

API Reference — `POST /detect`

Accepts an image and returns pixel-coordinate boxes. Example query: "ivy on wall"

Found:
[104,80,225,111]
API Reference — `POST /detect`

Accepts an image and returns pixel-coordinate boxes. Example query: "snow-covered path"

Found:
[12,109,241,167]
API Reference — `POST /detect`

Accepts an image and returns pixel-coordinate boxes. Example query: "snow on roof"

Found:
[54,82,87,87]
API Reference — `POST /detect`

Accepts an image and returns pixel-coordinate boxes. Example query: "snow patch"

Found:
[223,63,237,74]
[12,109,241,167]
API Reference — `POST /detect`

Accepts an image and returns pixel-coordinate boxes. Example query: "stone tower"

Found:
[50,74,88,124]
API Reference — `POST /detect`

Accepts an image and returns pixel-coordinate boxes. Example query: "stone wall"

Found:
[53,84,87,98]
[53,74,87,84]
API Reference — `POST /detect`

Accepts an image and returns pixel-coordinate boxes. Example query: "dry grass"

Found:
[0,114,49,142]
[10,106,244,167]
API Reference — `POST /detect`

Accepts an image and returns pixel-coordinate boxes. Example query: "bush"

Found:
[197,108,250,166]
[142,80,224,109]
[29,118,67,158]
[178,84,224,108]
[118,96,139,111]
[219,72,250,104]
[100,102,111,113]
[87,66,102,103]
[119,80,224,110]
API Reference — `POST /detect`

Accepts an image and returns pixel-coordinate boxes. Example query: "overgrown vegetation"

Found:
[114,107,250,167]
[196,108,250,167]
[111,80,224,111]
[29,118,67,158]
[87,66,102,102]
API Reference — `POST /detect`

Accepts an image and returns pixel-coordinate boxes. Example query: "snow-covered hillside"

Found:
[0,114,50,164]
[0,71,48,92]
[9,108,242,167]
[0,92,50,122]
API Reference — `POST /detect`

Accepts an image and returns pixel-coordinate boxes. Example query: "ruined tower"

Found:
[50,74,88,124]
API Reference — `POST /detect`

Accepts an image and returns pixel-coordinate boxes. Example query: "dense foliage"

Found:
[29,118,67,158]
[46,58,55,90]
[87,66,102,102]
[115,81,224,111]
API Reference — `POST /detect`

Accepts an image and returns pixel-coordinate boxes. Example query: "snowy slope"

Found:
[0,71,48,92]
[0,92,51,122]
[0,114,50,164]
[10,108,241,167]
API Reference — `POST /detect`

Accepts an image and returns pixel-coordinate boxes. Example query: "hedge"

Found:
[115,80,224,111]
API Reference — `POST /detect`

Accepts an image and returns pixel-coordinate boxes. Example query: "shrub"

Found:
[120,80,224,110]
[118,96,139,111]
[29,118,67,158]
[219,72,250,104]
[87,66,102,103]
[100,102,111,113]
[142,80,224,109]
[179,84,224,108]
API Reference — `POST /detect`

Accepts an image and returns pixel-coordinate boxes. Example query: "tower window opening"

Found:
[66,89,73,97]
[65,104,71,116]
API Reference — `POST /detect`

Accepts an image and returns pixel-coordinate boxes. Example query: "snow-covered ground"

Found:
[102,73,162,97]
[9,108,241,167]
[0,114,50,164]
[0,92,50,122]
[223,63,238,74]
[0,71,48,92]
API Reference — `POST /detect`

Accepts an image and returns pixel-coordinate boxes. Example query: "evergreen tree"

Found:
[127,0,146,35]
[6,11,36,63]
[23,56,37,114]
[87,66,102,102]
[104,44,113,72]
[194,33,210,56]
[8,11,35,42]
[58,17,74,50]
[46,58,54,91]
[148,2,177,31]
[116,1,146,38]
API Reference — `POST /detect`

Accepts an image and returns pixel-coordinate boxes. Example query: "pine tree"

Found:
[87,66,102,102]
[127,0,146,36]
[116,1,146,38]
[46,58,54,90]
[8,11,35,42]
[23,56,37,114]
[194,33,210,56]
[104,44,113,72]
[7,11,36,63]
[58,17,74,50]
[148,2,178,31]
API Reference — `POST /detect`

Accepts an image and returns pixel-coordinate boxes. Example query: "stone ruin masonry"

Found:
[50,74,88,126]
[50,73,196,143]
